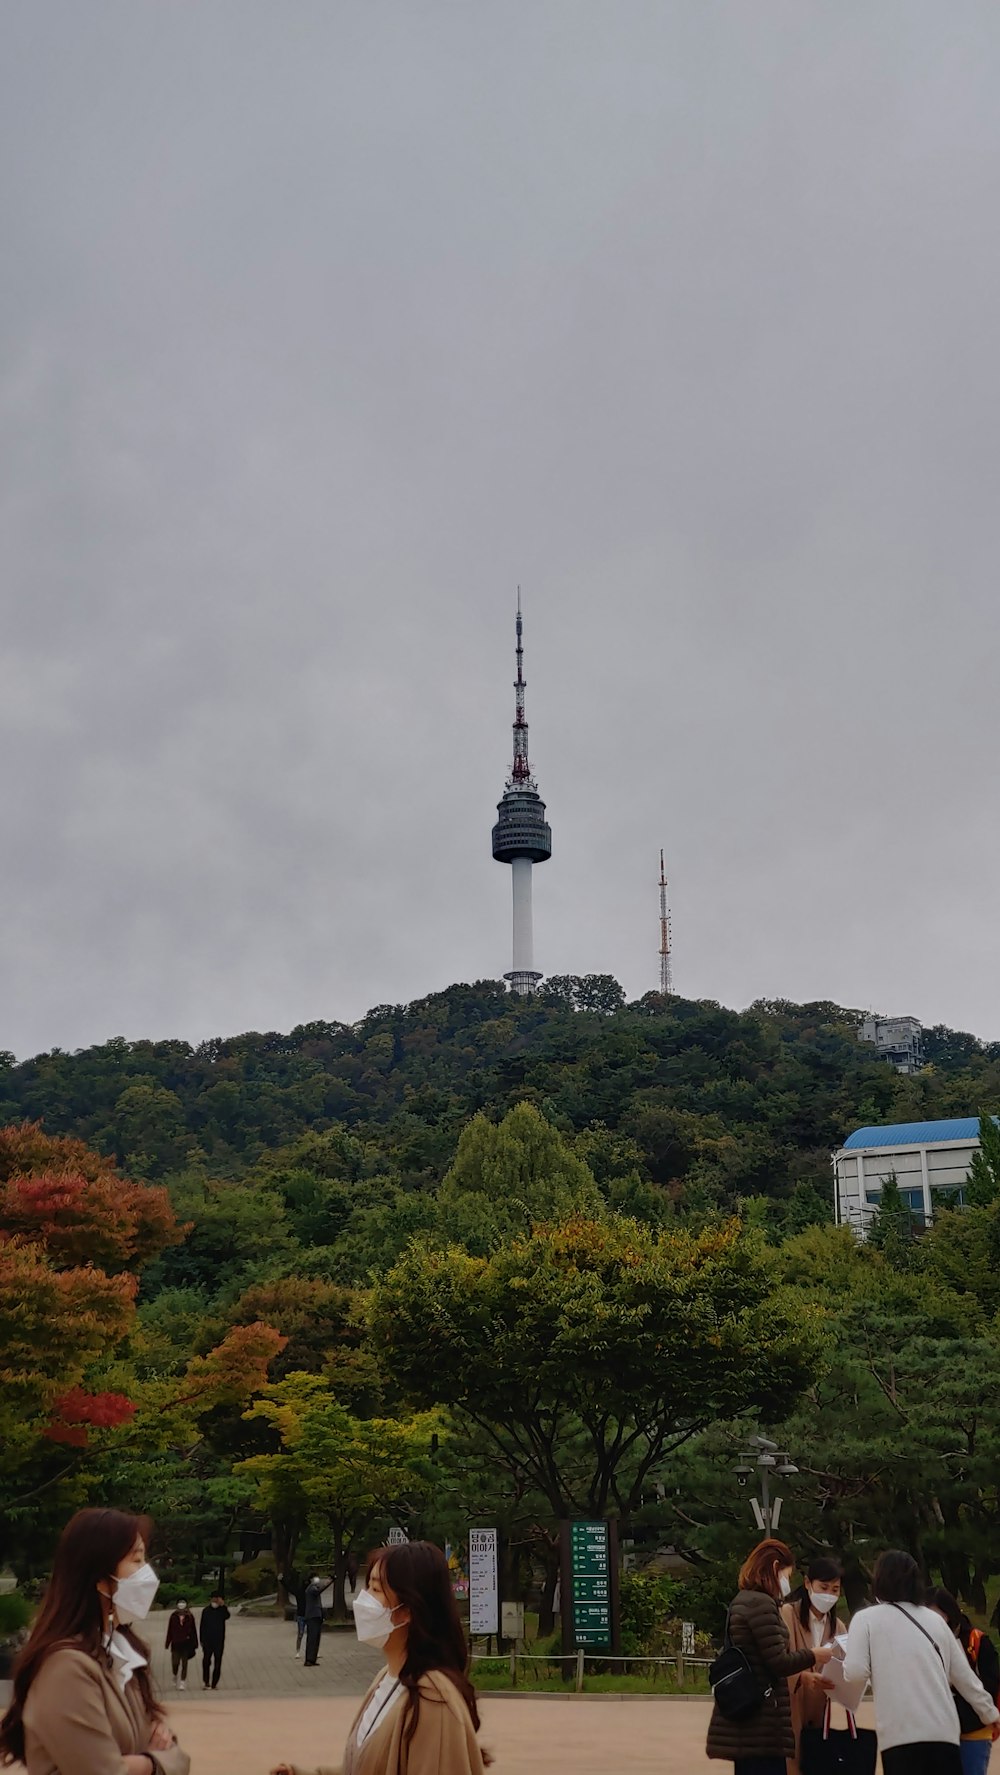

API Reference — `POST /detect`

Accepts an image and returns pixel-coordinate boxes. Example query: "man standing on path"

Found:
[302,1574,325,1667]
[199,1593,230,1689]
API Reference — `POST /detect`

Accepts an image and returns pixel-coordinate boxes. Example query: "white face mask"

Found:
[113,1563,159,1621]
[810,1591,839,1614]
[352,1587,399,1649]
[779,1574,792,1598]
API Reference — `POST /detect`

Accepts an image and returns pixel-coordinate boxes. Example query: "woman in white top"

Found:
[842,1551,1000,1775]
[781,1556,845,1774]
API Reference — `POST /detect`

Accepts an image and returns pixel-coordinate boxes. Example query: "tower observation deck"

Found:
[491,596,551,994]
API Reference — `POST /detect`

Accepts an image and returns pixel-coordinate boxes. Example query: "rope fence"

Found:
[470,1647,713,1693]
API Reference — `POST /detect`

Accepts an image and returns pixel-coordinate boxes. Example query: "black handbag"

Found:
[800,1702,878,1775]
[709,1608,773,1721]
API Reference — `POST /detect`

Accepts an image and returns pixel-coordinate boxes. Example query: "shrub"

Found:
[671,1564,740,1639]
[0,1593,31,1638]
[619,1571,682,1655]
[229,1554,276,1599]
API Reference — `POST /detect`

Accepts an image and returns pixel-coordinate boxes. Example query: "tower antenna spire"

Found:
[492,594,552,995]
[659,849,673,995]
[511,585,531,784]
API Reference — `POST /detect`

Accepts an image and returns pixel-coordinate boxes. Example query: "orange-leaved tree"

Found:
[0,1123,183,1483]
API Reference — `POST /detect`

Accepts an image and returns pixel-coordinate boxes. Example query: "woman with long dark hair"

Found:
[781,1556,845,1774]
[707,1538,836,1775]
[0,1507,189,1775]
[272,1540,488,1775]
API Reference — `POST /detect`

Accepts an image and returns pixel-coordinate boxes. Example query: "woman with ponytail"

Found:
[272,1540,488,1775]
[0,1507,189,1775]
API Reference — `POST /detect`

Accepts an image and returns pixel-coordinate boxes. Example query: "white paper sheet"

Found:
[821,1657,869,1716]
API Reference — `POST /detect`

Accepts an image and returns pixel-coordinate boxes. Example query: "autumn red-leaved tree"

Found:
[0,1124,183,1485]
[0,1123,183,1270]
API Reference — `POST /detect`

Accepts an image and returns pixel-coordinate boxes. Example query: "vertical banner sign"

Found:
[468,1528,499,1637]
[569,1521,612,1647]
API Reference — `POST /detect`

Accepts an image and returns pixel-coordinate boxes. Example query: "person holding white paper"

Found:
[782,1556,851,1774]
[843,1551,1000,1775]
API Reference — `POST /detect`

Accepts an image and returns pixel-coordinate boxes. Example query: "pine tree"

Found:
[966,1114,1000,1207]
[868,1173,919,1266]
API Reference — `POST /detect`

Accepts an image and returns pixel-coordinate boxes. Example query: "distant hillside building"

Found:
[833,1117,990,1234]
[858,1015,924,1074]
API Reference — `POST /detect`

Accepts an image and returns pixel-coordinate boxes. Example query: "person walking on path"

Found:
[842,1550,1000,1775]
[929,1587,1000,1775]
[781,1556,845,1774]
[164,1601,198,1691]
[707,1538,836,1775]
[302,1575,325,1668]
[0,1505,188,1775]
[198,1594,230,1690]
[282,1569,308,1657]
[271,1540,489,1775]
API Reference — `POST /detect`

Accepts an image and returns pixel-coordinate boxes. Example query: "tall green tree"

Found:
[437,1102,602,1247]
[966,1115,1000,1207]
[369,1215,820,1519]
[239,1375,438,1617]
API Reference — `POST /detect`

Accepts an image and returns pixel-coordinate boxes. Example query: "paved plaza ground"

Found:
[3,1613,877,1774]
[166,1690,715,1775]
[154,1613,715,1772]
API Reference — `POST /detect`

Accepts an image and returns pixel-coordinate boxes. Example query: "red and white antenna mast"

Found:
[510,587,532,785]
[658,849,673,995]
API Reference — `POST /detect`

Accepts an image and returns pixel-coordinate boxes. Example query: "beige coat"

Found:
[291,1668,487,1775]
[22,1645,190,1775]
[781,1599,841,1775]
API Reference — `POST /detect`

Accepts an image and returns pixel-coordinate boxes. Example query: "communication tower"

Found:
[659,849,673,995]
[491,596,552,994]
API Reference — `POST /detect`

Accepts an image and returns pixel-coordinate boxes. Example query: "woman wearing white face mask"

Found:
[272,1541,489,1775]
[781,1556,845,1774]
[0,1506,189,1775]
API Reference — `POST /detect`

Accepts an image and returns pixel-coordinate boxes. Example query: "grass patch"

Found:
[472,1657,711,1696]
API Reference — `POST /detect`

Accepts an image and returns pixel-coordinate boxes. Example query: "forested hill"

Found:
[2,979,997,1233]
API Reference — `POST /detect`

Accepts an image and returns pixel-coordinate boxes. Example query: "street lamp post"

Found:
[733,1436,798,1536]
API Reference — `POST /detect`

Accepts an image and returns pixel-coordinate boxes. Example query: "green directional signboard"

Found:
[568,1520,613,1648]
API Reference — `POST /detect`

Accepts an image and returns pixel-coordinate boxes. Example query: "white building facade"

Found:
[858,1016,924,1074]
[833,1116,988,1235]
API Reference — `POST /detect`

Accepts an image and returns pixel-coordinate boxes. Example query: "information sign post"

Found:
[559,1519,620,1657]
[468,1528,499,1639]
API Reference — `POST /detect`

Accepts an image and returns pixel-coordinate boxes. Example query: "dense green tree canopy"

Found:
[368,1215,821,1518]
[5,984,1000,1622]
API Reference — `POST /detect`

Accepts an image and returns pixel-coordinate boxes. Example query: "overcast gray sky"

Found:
[2,1,999,1060]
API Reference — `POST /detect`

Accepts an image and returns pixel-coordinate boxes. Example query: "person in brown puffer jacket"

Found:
[707,1538,837,1775]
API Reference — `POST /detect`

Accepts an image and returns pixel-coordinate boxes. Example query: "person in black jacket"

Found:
[930,1589,1000,1775]
[707,1538,836,1775]
[199,1595,230,1690]
[302,1575,325,1668]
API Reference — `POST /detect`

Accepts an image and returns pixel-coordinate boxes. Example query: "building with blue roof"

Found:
[834,1116,995,1233]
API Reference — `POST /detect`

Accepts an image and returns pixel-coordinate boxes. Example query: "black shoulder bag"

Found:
[710,1607,773,1721]
[801,1701,878,1775]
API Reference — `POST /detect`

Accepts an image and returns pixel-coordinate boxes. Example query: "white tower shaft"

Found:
[511,858,534,976]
